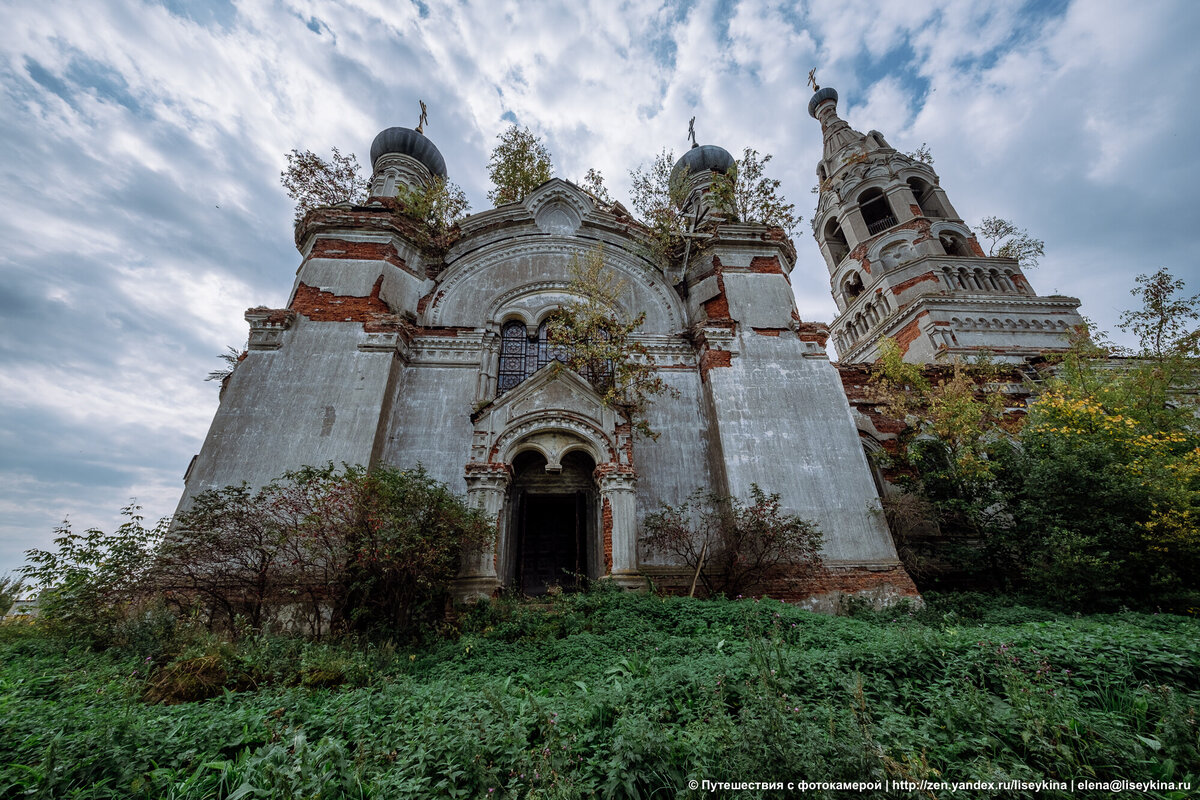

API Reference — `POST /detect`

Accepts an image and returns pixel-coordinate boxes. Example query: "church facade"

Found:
[177,86,1079,608]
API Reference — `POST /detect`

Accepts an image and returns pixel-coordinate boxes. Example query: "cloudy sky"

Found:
[1,0,1197,576]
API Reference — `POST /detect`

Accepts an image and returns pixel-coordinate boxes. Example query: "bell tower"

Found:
[808,85,1083,363]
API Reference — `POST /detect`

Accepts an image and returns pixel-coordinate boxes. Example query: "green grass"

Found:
[1,592,1197,798]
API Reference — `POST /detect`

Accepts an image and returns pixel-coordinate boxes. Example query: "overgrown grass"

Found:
[1,592,1197,798]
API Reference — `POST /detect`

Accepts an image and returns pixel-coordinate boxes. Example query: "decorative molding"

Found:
[429,238,684,331]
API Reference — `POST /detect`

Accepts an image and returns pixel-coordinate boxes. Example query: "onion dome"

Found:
[808,86,838,119]
[369,127,447,178]
[672,143,735,178]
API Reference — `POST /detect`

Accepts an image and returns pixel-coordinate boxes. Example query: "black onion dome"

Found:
[808,86,838,118]
[369,127,447,178]
[672,144,735,178]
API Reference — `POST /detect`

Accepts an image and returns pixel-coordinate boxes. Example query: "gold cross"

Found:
[807,68,819,92]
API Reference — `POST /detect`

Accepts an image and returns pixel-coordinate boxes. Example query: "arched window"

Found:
[940,232,971,257]
[858,188,897,235]
[843,271,865,300]
[906,177,946,218]
[496,318,610,396]
[824,218,850,264]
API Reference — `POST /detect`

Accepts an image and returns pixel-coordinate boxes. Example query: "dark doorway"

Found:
[519,493,586,594]
[510,449,596,595]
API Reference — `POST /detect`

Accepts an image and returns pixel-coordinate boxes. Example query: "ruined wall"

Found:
[178,318,396,511]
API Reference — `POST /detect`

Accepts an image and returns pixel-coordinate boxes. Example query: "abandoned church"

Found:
[176,85,1083,608]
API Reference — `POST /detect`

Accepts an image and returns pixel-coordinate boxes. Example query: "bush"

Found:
[642,485,823,597]
[20,504,165,645]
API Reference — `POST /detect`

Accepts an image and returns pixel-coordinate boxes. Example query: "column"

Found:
[455,465,509,600]
[598,470,641,590]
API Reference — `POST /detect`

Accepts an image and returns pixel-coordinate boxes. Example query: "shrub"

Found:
[20,504,165,645]
[642,485,823,597]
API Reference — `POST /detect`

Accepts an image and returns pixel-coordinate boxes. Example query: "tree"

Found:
[871,340,1017,485]
[580,168,612,206]
[546,247,678,439]
[868,340,1024,583]
[281,147,367,221]
[157,483,295,633]
[1118,268,1200,359]
[396,175,471,234]
[904,143,934,165]
[977,216,1045,269]
[642,485,823,598]
[628,148,692,268]
[709,148,799,235]
[487,125,553,205]
[152,464,491,638]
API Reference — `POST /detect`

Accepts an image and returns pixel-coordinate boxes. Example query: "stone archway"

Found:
[456,364,642,600]
[508,449,598,594]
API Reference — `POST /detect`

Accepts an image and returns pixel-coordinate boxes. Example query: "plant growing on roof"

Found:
[280,147,367,221]
[487,125,553,205]
[547,247,678,440]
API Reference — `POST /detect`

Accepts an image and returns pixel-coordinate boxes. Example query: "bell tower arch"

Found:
[808,85,1082,363]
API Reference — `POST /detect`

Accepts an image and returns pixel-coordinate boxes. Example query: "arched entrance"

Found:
[508,449,598,594]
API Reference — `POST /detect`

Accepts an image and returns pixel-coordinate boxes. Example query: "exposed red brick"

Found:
[702,256,733,323]
[465,462,513,478]
[308,238,417,277]
[601,497,613,573]
[290,276,391,321]
[749,256,783,274]
[890,271,940,295]
[752,327,783,336]
[592,462,636,479]
[795,322,830,347]
[699,349,733,381]
[968,236,986,257]
[909,204,923,217]
[893,310,929,356]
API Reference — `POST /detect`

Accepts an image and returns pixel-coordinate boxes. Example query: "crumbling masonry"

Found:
[178,87,1081,609]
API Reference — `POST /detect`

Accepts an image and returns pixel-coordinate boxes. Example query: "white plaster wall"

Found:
[179,318,395,511]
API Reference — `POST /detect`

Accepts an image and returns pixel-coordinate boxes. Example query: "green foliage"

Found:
[159,464,492,639]
[280,147,366,221]
[873,270,1200,609]
[579,168,612,206]
[339,465,493,635]
[1014,324,1200,606]
[395,175,470,234]
[20,505,166,645]
[204,343,246,384]
[709,147,799,236]
[1119,268,1200,359]
[872,340,1017,485]
[977,216,1045,269]
[546,247,677,439]
[0,574,24,617]
[904,142,934,165]
[1,595,1198,798]
[627,148,693,269]
[487,125,553,205]
[642,485,823,597]
[20,464,491,645]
